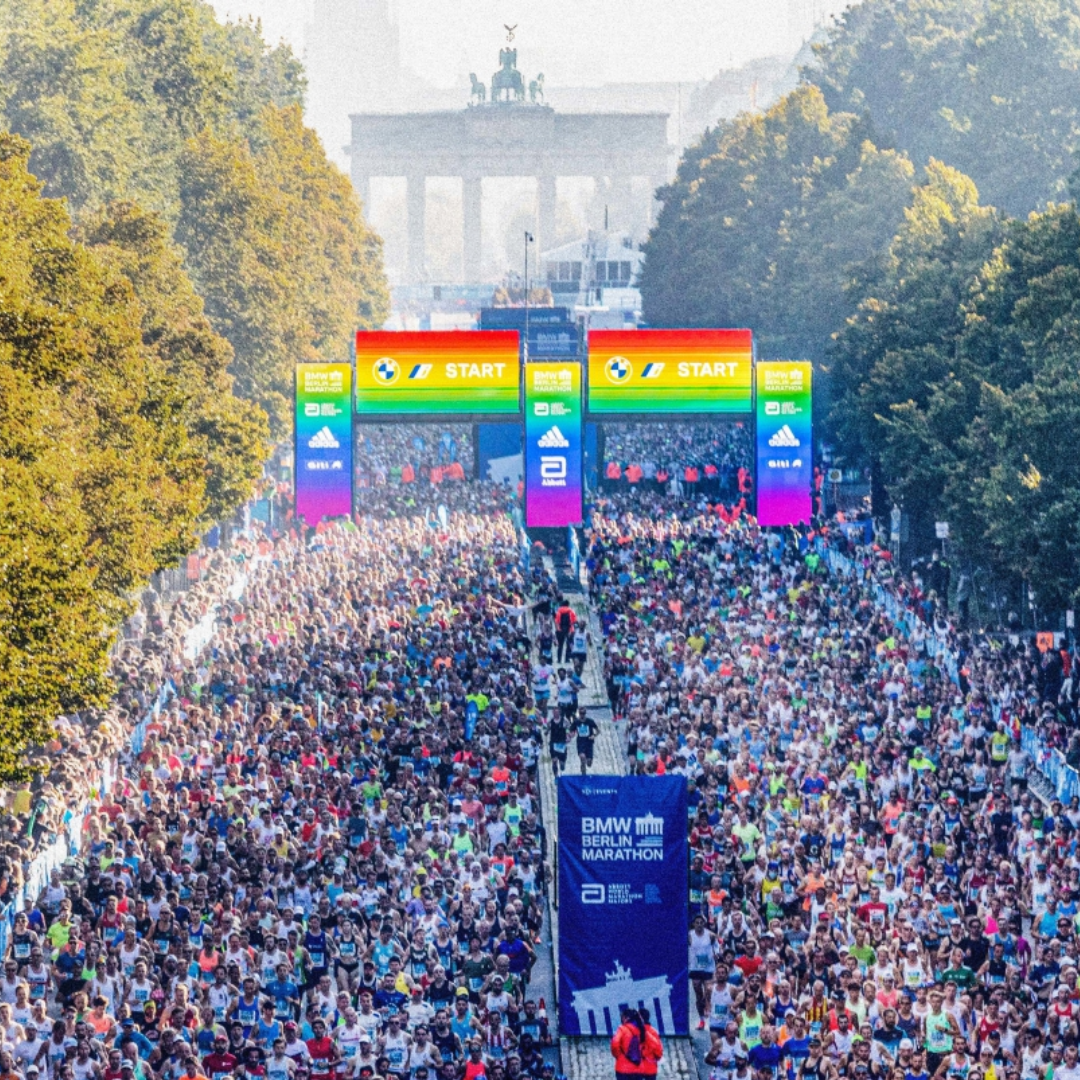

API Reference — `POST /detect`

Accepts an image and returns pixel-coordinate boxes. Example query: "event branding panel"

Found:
[354,330,520,417]
[524,362,583,527]
[558,775,688,1036]
[586,328,753,415]
[295,363,354,524]
[755,360,813,526]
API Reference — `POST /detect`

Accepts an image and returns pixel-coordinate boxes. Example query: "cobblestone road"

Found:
[532,576,700,1080]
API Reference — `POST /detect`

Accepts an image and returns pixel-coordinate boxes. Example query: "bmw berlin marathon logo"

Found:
[581,811,665,861]
[373,357,400,384]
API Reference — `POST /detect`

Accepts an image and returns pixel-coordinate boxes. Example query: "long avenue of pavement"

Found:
[533,560,701,1080]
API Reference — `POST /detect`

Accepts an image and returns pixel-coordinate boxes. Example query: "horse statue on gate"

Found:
[491,47,525,103]
[528,73,545,104]
[468,73,486,105]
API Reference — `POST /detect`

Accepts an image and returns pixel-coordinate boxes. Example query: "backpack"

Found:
[558,610,572,633]
[625,1033,643,1066]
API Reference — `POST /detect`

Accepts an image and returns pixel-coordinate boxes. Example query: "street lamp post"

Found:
[524,231,534,361]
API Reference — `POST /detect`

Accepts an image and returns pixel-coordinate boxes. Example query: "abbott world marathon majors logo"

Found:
[581,811,664,861]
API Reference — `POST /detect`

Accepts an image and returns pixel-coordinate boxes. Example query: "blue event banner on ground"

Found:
[558,775,689,1037]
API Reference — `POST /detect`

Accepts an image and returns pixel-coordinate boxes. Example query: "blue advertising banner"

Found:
[528,323,579,358]
[558,775,688,1037]
[479,306,570,330]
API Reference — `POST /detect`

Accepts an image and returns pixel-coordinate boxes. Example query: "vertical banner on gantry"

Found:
[558,775,688,1036]
[524,362,583,527]
[755,361,813,527]
[295,363,354,525]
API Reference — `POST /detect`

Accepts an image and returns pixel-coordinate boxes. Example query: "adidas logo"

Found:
[538,426,570,449]
[768,425,799,448]
[307,426,340,450]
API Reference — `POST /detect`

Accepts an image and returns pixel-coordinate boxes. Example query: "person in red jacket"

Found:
[637,1009,663,1078]
[610,1009,662,1080]
[554,602,576,664]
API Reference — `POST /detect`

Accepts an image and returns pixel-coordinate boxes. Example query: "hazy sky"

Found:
[211,0,804,88]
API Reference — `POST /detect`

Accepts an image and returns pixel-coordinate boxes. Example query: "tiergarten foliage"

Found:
[0,0,389,776]
[640,0,1080,614]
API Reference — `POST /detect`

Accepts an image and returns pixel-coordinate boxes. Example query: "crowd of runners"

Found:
[2,467,1077,1080]
[354,427,474,490]
[599,425,754,502]
[0,493,563,1080]
[584,489,1074,1080]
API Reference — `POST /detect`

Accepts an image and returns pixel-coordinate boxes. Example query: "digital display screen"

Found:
[295,363,353,524]
[355,330,520,417]
[586,329,753,415]
[755,361,813,527]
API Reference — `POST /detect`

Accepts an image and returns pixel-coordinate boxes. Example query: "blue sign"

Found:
[479,306,570,330]
[558,775,688,1036]
[529,323,579,357]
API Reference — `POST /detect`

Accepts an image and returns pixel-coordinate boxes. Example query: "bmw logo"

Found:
[374,357,400,385]
[605,356,632,384]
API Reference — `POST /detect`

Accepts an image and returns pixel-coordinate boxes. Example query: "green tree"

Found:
[0,0,386,433]
[810,0,1080,215]
[175,129,313,429]
[251,105,388,356]
[828,159,1000,508]
[0,133,222,777]
[78,201,269,526]
[945,206,1080,608]
[639,86,914,370]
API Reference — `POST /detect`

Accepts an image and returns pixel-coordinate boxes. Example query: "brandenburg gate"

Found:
[346,43,670,283]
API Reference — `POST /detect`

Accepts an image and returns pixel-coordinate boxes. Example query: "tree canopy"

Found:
[0,0,389,776]
[0,134,258,778]
[809,0,1080,216]
[639,87,915,371]
[0,0,389,433]
[642,0,1080,612]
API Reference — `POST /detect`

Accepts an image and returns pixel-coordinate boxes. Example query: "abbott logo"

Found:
[538,426,570,448]
[764,401,780,416]
[533,402,550,416]
[768,424,800,448]
[581,884,605,904]
[540,457,567,487]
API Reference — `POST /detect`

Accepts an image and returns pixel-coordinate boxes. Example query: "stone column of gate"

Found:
[537,174,557,260]
[462,175,483,284]
[406,174,426,283]
[354,174,372,217]
[609,175,633,233]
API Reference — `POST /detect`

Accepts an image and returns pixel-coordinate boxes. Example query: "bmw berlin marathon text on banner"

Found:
[295,363,353,525]
[558,776,688,1037]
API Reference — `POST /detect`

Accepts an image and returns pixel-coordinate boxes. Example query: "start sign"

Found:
[586,328,753,415]
[355,330,521,418]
